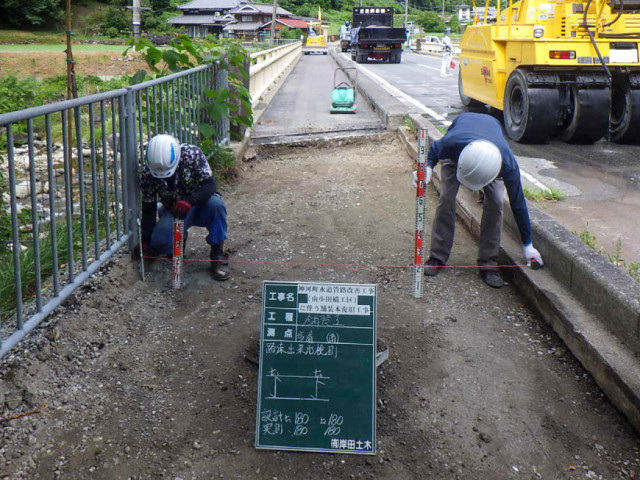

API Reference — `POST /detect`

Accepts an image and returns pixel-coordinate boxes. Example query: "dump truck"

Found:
[350,7,406,64]
[339,21,352,52]
[458,0,640,143]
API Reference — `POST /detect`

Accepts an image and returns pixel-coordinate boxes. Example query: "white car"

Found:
[419,35,459,55]
[422,35,442,45]
[420,35,444,53]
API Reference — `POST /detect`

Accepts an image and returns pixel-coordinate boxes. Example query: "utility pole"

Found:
[270,0,277,44]
[405,0,408,30]
[65,0,77,177]
[132,0,141,40]
[65,0,75,102]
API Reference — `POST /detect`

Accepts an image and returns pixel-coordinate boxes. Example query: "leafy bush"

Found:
[102,5,131,35]
[128,34,253,140]
[279,26,303,39]
[0,75,41,115]
[127,34,253,179]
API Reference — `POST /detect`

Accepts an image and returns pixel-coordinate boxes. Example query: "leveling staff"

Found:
[133,134,230,281]
[414,112,543,288]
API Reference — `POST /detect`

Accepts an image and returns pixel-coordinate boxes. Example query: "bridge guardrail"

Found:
[249,41,302,107]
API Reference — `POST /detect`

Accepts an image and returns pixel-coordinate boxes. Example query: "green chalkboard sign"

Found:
[255,281,377,454]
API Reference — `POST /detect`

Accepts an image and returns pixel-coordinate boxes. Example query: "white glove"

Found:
[412,167,433,188]
[523,243,543,268]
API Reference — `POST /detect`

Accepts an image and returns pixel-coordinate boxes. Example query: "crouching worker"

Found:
[134,134,230,281]
[416,112,543,288]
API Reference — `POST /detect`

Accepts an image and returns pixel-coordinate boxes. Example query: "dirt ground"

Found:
[0,51,149,78]
[1,134,640,479]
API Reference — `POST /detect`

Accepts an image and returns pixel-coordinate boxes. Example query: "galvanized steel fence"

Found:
[0,63,227,359]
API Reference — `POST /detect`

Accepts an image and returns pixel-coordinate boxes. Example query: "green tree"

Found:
[102,5,131,34]
[449,15,460,34]
[416,10,444,32]
[0,0,63,26]
[279,26,303,39]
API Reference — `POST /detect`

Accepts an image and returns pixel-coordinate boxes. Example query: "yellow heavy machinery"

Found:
[303,7,328,55]
[458,0,640,143]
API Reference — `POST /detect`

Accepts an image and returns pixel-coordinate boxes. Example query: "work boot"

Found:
[424,257,445,277]
[210,243,230,281]
[479,269,504,288]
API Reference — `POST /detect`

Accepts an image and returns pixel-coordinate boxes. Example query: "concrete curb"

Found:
[401,114,640,433]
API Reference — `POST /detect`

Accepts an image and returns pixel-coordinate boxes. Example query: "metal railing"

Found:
[0,63,226,359]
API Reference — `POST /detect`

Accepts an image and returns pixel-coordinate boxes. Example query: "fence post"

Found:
[123,87,140,250]
[213,64,230,146]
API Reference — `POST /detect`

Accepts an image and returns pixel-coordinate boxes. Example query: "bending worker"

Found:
[136,134,230,281]
[416,112,543,288]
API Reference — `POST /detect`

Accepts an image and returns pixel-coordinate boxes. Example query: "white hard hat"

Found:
[456,140,502,190]
[146,134,181,178]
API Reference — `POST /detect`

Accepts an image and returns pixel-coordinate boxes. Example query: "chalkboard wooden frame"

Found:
[255,281,377,454]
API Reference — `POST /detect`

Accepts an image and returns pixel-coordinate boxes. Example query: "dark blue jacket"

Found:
[427,112,531,245]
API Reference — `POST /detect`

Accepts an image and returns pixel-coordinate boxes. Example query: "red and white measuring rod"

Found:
[172,218,184,289]
[412,129,428,298]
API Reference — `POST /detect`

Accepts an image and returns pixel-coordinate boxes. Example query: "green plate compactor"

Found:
[330,67,357,114]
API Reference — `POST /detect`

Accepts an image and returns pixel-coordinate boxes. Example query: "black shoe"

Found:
[211,263,230,281]
[479,269,504,288]
[210,243,230,281]
[424,258,445,277]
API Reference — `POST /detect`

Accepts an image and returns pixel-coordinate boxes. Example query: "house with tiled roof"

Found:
[261,17,308,32]
[223,2,295,39]
[167,0,246,37]
[168,0,299,39]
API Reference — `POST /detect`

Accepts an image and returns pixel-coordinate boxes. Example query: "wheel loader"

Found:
[458,0,640,143]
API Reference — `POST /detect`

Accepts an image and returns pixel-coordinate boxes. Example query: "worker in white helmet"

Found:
[440,27,453,77]
[413,112,543,288]
[135,134,230,281]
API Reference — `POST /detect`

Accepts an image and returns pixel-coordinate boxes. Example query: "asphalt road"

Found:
[251,53,383,144]
[338,49,640,266]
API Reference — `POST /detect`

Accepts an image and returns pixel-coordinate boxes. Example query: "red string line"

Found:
[142,256,526,269]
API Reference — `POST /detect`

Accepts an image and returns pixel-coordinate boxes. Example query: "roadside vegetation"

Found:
[523,185,567,202]
[574,224,640,282]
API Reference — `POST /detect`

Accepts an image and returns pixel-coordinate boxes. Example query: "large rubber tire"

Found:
[503,69,559,143]
[356,54,367,64]
[458,70,483,108]
[610,79,640,143]
[557,86,609,144]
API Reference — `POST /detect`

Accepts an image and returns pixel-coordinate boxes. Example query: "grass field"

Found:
[0,50,149,78]
[0,44,127,52]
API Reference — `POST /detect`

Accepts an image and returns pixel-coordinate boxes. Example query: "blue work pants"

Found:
[150,194,227,255]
